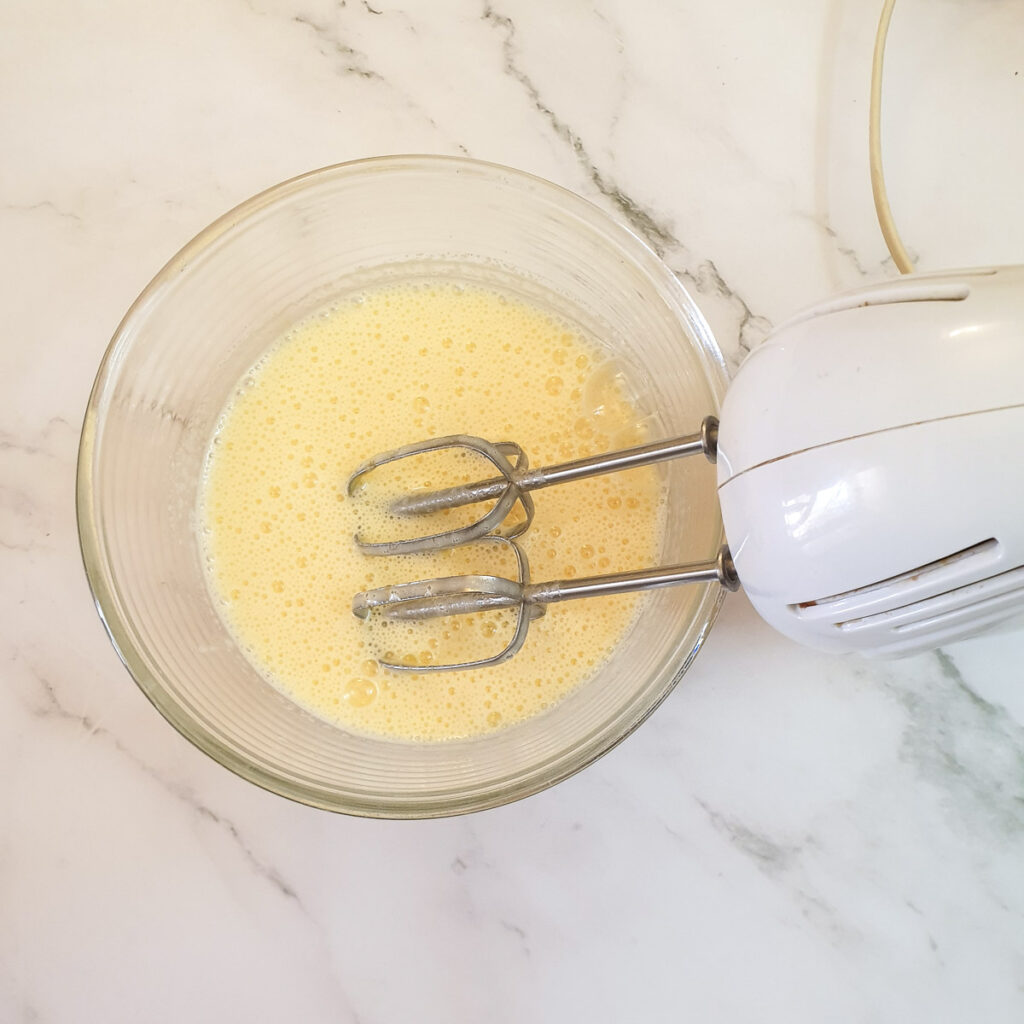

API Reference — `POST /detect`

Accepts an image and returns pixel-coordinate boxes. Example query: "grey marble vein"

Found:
[894,652,1024,841]
[292,12,386,82]
[0,417,74,458]
[19,655,309,910]
[0,200,83,224]
[592,7,628,145]
[695,797,799,876]
[0,487,44,553]
[481,2,674,254]
[802,211,913,282]
[815,217,873,278]
[499,919,530,958]
[694,797,855,945]
[282,4,464,154]
[689,257,773,355]
[481,1,771,361]
[12,650,365,1018]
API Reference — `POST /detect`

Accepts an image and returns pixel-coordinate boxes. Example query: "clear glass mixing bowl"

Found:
[77,156,729,817]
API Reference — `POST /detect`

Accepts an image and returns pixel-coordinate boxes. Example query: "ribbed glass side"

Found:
[77,156,728,816]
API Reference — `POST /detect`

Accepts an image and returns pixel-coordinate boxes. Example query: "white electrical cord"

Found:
[869,0,915,273]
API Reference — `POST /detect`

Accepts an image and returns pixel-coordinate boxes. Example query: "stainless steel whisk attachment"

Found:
[348,415,736,671]
[352,537,738,672]
[347,415,720,556]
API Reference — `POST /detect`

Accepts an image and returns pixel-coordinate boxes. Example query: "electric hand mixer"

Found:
[350,266,1024,671]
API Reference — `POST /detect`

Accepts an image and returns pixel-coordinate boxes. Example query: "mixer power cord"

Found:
[870,0,915,274]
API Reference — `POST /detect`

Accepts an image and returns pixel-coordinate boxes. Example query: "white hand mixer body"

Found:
[718,265,1024,656]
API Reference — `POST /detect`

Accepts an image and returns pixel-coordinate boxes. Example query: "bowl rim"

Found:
[76,153,729,817]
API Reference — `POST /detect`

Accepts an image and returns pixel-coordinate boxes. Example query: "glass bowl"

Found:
[77,155,729,817]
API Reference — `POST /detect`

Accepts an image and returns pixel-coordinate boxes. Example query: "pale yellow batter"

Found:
[201,280,665,741]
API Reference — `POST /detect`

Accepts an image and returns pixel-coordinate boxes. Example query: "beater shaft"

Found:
[352,543,738,671]
[389,417,718,517]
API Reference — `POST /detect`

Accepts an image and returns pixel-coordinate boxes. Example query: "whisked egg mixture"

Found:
[200,280,666,741]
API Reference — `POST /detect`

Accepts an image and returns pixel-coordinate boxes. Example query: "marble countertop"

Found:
[3,1,1023,1020]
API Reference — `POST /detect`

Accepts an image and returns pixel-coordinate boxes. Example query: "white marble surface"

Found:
[2,1,1024,1020]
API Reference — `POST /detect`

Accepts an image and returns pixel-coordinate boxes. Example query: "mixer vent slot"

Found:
[792,539,999,614]
[838,563,1024,635]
